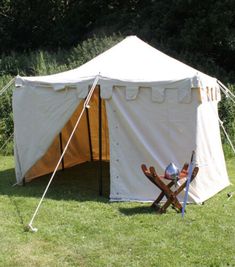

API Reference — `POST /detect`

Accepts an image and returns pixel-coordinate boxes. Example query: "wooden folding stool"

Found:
[141,162,199,213]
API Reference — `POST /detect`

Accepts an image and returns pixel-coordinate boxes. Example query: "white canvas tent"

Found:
[13,36,230,203]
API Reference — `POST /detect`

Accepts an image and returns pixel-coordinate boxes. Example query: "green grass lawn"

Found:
[0,156,234,267]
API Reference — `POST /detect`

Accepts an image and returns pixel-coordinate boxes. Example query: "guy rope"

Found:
[26,75,100,232]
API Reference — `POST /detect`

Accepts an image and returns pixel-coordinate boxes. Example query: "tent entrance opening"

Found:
[24,87,110,196]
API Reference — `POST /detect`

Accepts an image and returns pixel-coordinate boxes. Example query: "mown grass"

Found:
[0,156,234,267]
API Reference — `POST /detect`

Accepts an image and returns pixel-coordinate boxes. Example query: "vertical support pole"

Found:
[98,86,103,196]
[86,107,93,161]
[59,132,65,171]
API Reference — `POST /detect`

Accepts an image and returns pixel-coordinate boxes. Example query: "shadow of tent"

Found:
[0,161,110,202]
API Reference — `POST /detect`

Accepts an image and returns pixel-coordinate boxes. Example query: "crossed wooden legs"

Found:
[141,164,199,213]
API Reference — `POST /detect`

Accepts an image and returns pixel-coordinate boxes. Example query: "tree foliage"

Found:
[0,0,234,80]
[0,0,234,155]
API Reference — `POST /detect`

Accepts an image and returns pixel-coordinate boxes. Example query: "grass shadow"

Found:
[7,194,25,226]
[0,161,110,203]
[119,205,157,216]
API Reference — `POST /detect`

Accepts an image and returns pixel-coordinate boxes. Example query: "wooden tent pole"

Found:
[86,107,93,161]
[98,86,103,196]
[59,132,65,171]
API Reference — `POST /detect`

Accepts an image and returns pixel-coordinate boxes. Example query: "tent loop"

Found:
[0,78,15,97]
[26,74,100,232]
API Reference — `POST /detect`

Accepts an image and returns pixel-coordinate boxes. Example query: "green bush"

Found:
[219,84,235,157]
[223,143,235,160]
[0,76,14,155]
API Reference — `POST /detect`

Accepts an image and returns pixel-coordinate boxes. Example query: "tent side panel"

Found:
[192,101,230,202]
[61,88,109,168]
[106,86,198,202]
[82,89,110,162]
[25,101,91,180]
[24,136,61,181]
[61,100,93,168]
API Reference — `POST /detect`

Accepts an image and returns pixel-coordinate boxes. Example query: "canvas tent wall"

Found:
[13,36,230,203]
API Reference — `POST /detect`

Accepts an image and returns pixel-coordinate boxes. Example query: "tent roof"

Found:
[16,36,216,89]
